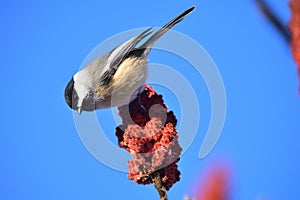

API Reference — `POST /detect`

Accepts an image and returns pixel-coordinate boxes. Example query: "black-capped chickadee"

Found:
[65,6,195,114]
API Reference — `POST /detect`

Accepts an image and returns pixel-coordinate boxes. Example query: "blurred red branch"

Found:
[257,0,300,93]
[289,0,300,91]
[196,166,230,200]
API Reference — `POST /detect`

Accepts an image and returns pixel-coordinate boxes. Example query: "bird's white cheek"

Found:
[74,81,89,108]
[73,71,92,108]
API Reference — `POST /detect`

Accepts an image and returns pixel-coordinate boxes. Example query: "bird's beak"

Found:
[78,107,82,115]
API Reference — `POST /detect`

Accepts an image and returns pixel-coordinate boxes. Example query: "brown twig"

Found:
[256,0,291,43]
[152,172,168,200]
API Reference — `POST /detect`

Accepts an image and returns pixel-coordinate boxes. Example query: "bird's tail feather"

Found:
[140,6,195,56]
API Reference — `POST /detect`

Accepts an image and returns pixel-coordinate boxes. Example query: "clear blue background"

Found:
[1,0,300,199]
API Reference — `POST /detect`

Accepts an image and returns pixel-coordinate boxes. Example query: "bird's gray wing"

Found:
[99,27,152,85]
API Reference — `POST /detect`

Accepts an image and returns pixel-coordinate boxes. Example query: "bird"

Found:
[64,6,195,114]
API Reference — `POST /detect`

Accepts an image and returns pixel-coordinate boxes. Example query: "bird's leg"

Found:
[136,90,146,111]
[129,86,147,115]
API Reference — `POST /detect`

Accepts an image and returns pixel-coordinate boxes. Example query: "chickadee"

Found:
[65,6,195,114]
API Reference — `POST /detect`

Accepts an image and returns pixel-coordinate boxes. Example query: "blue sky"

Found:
[1,0,300,199]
